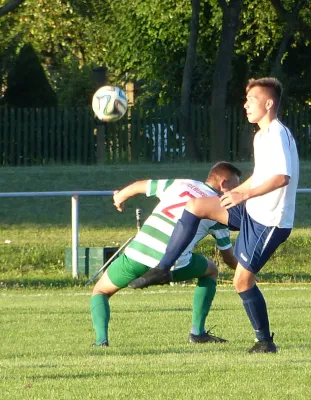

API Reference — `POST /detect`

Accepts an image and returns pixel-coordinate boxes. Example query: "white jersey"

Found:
[125,179,232,269]
[246,119,299,227]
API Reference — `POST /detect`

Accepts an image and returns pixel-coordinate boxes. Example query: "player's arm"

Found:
[243,174,289,199]
[210,225,237,270]
[220,174,289,209]
[221,132,291,209]
[219,248,237,270]
[113,180,148,212]
[180,176,253,220]
[229,174,253,194]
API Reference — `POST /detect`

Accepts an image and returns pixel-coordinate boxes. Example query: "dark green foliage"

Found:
[56,61,95,106]
[5,43,57,107]
[1,0,311,107]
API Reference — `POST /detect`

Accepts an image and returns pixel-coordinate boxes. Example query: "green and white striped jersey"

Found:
[125,179,232,269]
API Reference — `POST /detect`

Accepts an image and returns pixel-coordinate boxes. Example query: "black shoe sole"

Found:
[189,335,228,344]
[248,344,277,353]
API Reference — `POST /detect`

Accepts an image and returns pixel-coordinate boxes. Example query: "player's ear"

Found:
[266,99,273,111]
[219,178,227,192]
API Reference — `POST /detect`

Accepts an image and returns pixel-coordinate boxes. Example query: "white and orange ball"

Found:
[92,85,128,122]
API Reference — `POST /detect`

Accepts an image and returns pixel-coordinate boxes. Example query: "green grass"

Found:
[1,285,311,399]
[1,162,311,285]
[1,164,311,399]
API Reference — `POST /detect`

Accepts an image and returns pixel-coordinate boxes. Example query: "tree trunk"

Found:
[238,122,254,161]
[96,123,106,164]
[270,0,311,42]
[270,28,292,78]
[180,0,201,161]
[209,0,242,161]
[0,0,25,17]
[269,0,310,78]
[92,67,107,164]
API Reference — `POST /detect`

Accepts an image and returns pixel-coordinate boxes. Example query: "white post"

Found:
[71,194,79,278]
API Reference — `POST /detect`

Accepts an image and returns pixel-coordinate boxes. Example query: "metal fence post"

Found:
[71,194,79,278]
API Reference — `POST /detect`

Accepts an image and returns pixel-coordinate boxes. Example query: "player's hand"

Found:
[220,191,245,209]
[113,190,125,212]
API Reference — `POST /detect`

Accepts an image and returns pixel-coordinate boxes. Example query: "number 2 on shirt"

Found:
[161,191,195,219]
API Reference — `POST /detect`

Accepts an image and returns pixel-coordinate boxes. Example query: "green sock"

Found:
[191,276,217,335]
[90,294,110,345]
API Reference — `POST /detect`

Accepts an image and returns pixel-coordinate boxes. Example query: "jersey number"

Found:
[161,191,195,219]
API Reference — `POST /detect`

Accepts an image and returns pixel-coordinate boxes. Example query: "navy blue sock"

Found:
[238,285,271,341]
[158,209,201,270]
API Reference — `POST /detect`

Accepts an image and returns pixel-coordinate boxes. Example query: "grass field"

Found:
[1,285,311,400]
[1,163,311,399]
[1,162,311,284]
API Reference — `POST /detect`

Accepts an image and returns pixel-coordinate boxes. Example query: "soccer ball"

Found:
[92,85,128,122]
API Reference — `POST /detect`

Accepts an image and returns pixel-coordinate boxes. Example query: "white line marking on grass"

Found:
[1,285,311,298]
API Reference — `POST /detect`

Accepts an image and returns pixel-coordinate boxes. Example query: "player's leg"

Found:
[129,198,230,289]
[159,197,229,270]
[91,269,120,347]
[233,217,291,353]
[172,254,227,343]
[91,254,149,347]
[187,196,230,222]
[233,264,274,349]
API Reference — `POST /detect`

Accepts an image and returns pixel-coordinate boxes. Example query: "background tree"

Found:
[180,0,201,161]
[269,0,311,102]
[209,0,243,161]
[5,43,57,107]
[0,0,310,161]
[0,0,25,17]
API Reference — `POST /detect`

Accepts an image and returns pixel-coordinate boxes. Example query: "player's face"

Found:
[244,86,272,124]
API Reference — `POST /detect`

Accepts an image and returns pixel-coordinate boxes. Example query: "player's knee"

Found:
[92,282,106,297]
[92,274,118,297]
[233,267,255,292]
[186,198,207,218]
[186,198,197,213]
[232,274,240,290]
[233,272,246,291]
[92,286,115,298]
[204,259,218,280]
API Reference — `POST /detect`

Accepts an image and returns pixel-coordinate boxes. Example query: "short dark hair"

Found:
[246,77,283,110]
[208,161,242,180]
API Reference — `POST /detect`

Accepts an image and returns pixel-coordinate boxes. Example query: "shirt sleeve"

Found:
[208,222,232,250]
[267,129,292,177]
[146,179,175,198]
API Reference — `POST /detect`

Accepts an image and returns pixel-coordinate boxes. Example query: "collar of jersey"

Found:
[204,182,221,196]
[258,118,278,136]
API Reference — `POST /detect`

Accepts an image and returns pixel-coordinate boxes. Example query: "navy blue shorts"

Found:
[227,203,291,274]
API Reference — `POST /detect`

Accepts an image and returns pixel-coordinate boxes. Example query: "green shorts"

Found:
[107,253,209,288]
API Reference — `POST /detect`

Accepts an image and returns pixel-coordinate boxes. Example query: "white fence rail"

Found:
[0,190,113,278]
[0,188,309,278]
